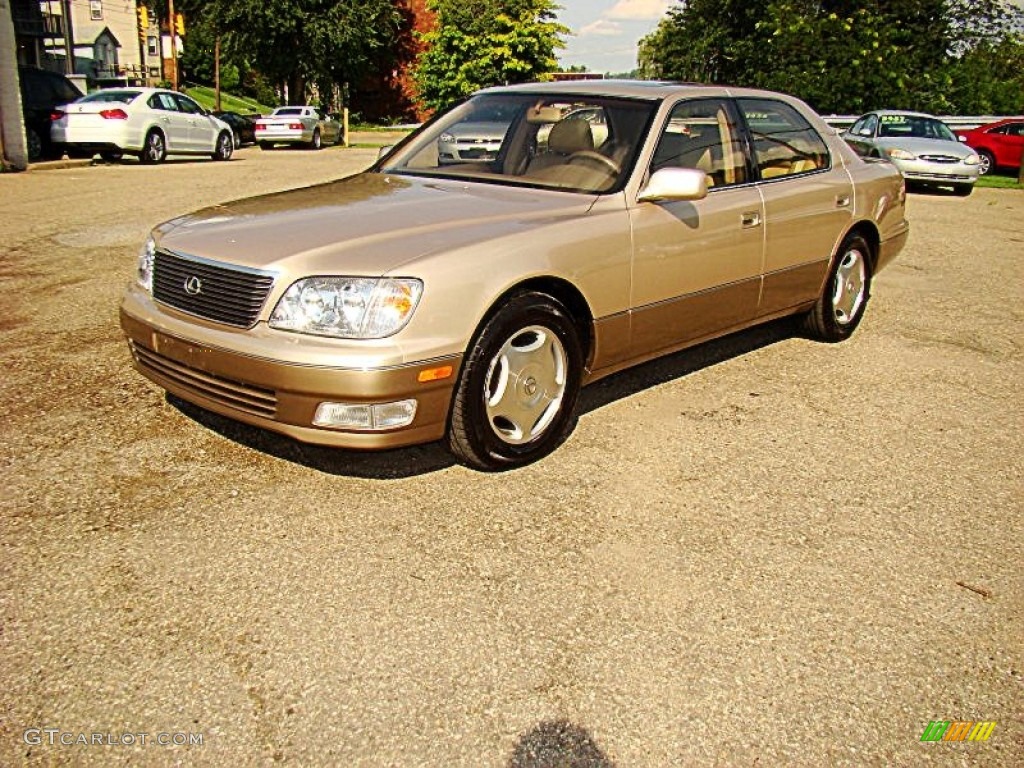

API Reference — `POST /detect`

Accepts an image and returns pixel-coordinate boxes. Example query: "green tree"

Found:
[638,0,1023,114]
[415,0,568,113]
[175,0,400,107]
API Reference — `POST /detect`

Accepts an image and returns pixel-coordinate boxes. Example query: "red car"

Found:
[956,118,1024,176]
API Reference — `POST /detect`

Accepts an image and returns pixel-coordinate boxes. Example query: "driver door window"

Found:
[649,99,748,188]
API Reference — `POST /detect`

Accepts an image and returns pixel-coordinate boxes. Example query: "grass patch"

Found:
[976,174,1024,190]
[184,86,273,116]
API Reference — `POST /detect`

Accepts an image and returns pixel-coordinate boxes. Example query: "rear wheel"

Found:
[447,292,583,471]
[977,150,995,176]
[212,131,234,161]
[26,128,43,162]
[803,232,873,342]
[310,129,322,150]
[139,130,166,164]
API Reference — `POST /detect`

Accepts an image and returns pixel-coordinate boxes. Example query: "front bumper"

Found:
[120,302,460,451]
[892,157,980,185]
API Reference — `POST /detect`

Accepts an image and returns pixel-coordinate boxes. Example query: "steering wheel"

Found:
[566,150,620,174]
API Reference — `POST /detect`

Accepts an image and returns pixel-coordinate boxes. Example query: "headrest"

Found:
[548,119,594,154]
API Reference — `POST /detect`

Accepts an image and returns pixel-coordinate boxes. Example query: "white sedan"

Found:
[255,106,343,150]
[50,87,234,164]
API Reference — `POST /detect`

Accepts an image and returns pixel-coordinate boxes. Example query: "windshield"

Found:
[380,93,658,194]
[879,115,956,141]
[79,90,142,104]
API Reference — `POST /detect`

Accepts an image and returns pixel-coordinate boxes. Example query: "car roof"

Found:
[477,79,807,102]
[866,109,940,119]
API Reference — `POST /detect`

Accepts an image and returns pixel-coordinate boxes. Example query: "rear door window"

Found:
[738,98,830,179]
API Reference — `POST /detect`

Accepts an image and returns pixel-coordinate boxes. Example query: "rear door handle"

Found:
[741,211,761,228]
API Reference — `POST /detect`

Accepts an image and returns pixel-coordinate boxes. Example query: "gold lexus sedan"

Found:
[120,81,909,470]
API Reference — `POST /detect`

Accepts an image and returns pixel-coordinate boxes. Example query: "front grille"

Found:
[130,341,277,417]
[153,249,275,328]
[918,154,960,164]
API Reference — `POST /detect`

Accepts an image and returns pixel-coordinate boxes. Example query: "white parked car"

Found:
[255,106,343,150]
[50,87,234,164]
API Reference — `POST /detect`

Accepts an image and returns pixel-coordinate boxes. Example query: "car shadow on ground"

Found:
[168,316,799,480]
[507,719,614,767]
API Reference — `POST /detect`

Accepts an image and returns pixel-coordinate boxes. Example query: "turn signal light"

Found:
[417,365,453,383]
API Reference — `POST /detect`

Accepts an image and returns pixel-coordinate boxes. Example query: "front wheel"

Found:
[803,233,873,342]
[977,150,994,176]
[448,292,583,471]
[212,131,234,161]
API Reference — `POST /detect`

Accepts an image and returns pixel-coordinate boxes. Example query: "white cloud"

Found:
[579,19,624,37]
[606,0,673,21]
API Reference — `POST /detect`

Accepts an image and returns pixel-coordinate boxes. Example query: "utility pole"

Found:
[61,0,75,75]
[214,35,221,110]
[168,0,177,89]
[0,0,29,169]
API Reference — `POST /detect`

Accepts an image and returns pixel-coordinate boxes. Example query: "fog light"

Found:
[313,399,417,430]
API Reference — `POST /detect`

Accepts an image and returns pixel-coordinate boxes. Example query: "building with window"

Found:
[19,1,156,87]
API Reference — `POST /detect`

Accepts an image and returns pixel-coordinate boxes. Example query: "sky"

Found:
[556,0,674,74]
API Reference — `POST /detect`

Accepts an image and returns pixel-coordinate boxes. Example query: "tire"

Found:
[953,183,973,197]
[447,292,583,471]
[977,150,994,176]
[212,131,234,161]
[99,151,123,163]
[139,129,166,164]
[310,129,322,150]
[803,232,873,343]
[26,127,42,162]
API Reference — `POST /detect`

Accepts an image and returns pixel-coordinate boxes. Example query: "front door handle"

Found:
[741,211,761,228]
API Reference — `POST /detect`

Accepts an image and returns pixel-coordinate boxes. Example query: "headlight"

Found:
[963,153,981,165]
[887,148,916,160]
[137,235,156,292]
[269,277,423,338]
[438,132,455,143]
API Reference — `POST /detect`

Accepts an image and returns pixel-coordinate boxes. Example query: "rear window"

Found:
[80,90,141,104]
[273,108,303,116]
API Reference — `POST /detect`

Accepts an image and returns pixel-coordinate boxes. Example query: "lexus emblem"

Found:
[184,276,203,295]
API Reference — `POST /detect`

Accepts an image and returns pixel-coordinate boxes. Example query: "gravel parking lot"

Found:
[1,147,1021,767]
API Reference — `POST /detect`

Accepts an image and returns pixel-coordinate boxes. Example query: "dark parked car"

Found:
[212,110,257,148]
[18,66,83,161]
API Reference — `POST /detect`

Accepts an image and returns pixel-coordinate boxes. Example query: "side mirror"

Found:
[638,167,709,203]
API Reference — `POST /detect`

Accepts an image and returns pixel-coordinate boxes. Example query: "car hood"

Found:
[873,137,974,157]
[155,172,596,276]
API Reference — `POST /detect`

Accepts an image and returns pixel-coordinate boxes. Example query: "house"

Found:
[16,0,171,88]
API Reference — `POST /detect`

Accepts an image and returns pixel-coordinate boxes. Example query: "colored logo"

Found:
[920,721,996,742]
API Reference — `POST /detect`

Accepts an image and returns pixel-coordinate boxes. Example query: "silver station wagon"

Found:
[121,81,909,470]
